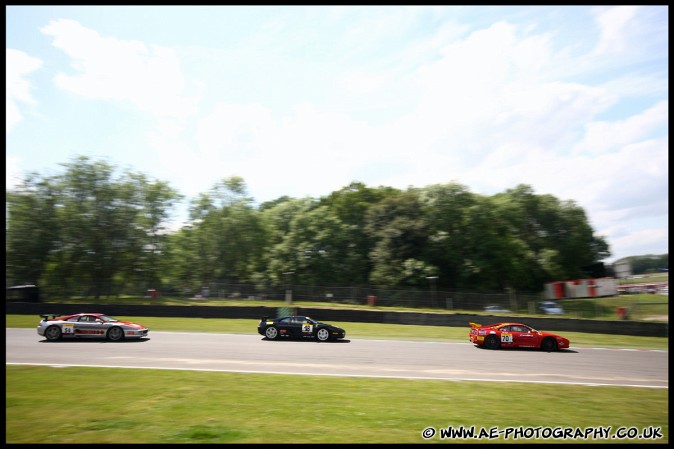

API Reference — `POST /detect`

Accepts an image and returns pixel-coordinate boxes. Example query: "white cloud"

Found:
[607,227,668,259]
[5,154,23,191]
[40,19,198,119]
[6,49,43,134]
[574,100,668,156]
[593,5,641,55]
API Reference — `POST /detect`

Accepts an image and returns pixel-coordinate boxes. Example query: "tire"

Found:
[316,328,330,342]
[44,325,62,342]
[541,337,558,352]
[484,335,501,350]
[265,326,279,340]
[106,326,125,342]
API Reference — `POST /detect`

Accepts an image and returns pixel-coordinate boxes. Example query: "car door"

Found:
[74,314,105,338]
[276,317,295,337]
[497,325,515,347]
[511,325,538,347]
[299,318,316,338]
[288,317,306,337]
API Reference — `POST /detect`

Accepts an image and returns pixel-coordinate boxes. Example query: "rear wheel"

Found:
[44,325,62,342]
[541,337,558,352]
[265,326,279,340]
[484,335,501,350]
[316,328,330,342]
[106,327,125,342]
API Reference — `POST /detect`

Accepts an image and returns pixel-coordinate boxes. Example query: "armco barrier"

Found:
[5,302,668,337]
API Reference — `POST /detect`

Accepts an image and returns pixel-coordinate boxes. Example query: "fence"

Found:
[172,283,543,312]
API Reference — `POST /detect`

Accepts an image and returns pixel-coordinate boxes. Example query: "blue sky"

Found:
[6,5,668,264]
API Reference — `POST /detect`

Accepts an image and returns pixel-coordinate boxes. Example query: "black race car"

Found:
[258,315,346,342]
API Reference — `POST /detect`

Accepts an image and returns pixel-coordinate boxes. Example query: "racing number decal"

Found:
[302,323,313,333]
[63,323,74,335]
[501,333,513,343]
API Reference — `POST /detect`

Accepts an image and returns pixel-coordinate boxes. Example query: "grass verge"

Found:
[6,366,668,444]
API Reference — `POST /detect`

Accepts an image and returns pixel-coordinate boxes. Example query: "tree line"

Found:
[615,255,669,275]
[6,156,612,299]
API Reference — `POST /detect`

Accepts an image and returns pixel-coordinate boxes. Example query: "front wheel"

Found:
[316,328,330,342]
[106,327,125,342]
[541,337,558,352]
[484,335,501,350]
[265,326,279,340]
[44,325,62,342]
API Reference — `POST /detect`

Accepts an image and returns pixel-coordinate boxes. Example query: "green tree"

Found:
[365,188,430,287]
[175,177,267,288]
[6,173,60,286]
[318,182,396,285]
[261,197,318,285]
[6,156,182,299]
[420,182,478,289]
[494,184,611,287]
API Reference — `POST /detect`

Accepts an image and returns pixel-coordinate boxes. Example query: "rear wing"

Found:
[39,313,61,321]
[469,322,482,329]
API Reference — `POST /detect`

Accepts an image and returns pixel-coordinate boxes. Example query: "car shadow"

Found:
[39,338,151,343]
[260,337,351,343]
[474,345,578,353]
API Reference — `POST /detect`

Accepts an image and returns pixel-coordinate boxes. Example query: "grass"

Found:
[6,314,669,443]
[5,366,668,444]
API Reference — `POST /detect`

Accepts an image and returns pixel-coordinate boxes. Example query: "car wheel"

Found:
[106,327,125,342]
[485,335,501,350]
[44,325,62,342]
[541,337,558,352]
[316,328,330,342]
[265,326,279,340]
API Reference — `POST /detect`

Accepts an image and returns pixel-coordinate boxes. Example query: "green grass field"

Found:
[6,366,668,444]
[6,315,669,444]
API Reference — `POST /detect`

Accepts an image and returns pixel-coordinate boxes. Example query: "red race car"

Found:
[469,321,570,351]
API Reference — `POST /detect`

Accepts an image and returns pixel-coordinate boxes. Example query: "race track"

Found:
[6,329,668,388]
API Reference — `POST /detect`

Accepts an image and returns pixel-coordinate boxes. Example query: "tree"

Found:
[173,177,267,288]
[365,188,430,287]
[6,173,60,286]
[420,182,478,289]
[6,156,182,299]
[318,182,396,285]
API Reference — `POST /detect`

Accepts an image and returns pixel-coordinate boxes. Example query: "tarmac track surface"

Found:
[6,329,668,388]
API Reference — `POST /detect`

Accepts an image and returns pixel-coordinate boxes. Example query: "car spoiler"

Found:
[469,322,482,329]
[40,313,61,321]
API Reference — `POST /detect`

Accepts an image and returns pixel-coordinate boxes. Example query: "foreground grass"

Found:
[6,366,668,444]
[7,314,668,350]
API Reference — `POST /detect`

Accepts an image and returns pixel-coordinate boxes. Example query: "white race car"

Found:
[37,313,149,342]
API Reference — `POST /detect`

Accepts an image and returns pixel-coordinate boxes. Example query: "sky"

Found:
[6,5,668,265]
